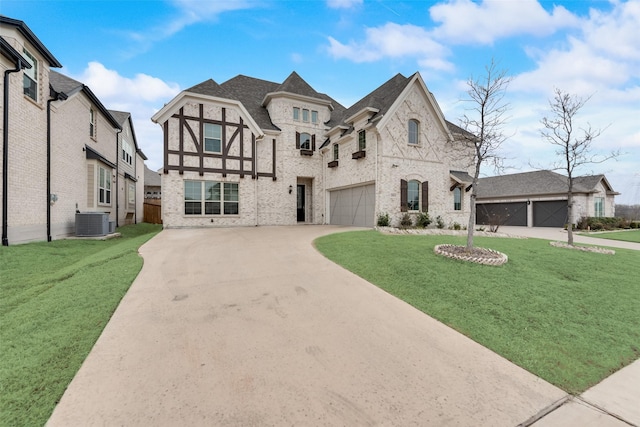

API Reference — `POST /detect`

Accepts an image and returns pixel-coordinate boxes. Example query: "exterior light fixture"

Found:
[289,185,293,194]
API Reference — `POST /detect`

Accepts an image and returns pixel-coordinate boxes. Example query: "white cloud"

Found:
[429,0,580,45]
[327,23,452,70]
[327,0,362,9]
[72,62,181,171]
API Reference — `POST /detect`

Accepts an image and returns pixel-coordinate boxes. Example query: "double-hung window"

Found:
[293,107,300,121]
[302,109,309,122]
[122,139,133,165]
[453,187,462,210]
[98,166,111,205]
[90,109,95,138]
[204,123,222,153]
[184,181,239,216]
[408,119,419,145]
[311,110,318,124]
[23,49,38,101]
[358,130,366,151]
[594,197,604,217]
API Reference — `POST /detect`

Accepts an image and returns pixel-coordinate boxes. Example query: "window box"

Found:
[328,160,339,168]
[300,149,314,156]
[352,150,366,159]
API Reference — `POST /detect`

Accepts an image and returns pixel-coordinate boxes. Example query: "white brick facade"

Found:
[153,72,476,229]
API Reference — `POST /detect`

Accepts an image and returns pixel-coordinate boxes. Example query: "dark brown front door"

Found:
[297,185,305,222]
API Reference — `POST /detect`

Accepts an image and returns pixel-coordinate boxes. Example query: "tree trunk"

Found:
[567,190,574,246]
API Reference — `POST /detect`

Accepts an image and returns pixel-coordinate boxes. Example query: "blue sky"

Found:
[3,0,639,203]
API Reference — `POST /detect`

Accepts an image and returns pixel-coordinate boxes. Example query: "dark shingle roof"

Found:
[144,165,161,187]
[49,70,121,130]
[338,73,410,125]
[221,75,281,131]
[0,15,62,67]
[186,79,234,99]
[476,170,613,199]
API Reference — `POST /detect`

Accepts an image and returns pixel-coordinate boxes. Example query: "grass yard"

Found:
[0,223,161,427]
[315,230,640,395]
[580,229,640,243]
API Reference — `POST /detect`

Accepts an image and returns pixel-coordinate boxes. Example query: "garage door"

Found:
[476,202,527,226]
[330,184,375,227]
[533,200,568,227]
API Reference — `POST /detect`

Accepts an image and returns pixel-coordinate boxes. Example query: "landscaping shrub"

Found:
[399,213,413,228]
[376,212,390,227]
[416,212,432,228]
[435,215,445,229]
[450,222,462,230]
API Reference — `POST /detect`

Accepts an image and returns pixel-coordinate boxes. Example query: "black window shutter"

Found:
[400,179,408,212]
[295,132,300,149]
[312,134,316,151]
[422,181,429,212]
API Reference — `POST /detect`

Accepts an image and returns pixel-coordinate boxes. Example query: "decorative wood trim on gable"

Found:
[162,103,276,180]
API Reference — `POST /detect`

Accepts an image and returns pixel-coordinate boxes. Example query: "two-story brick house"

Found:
[152,71,475,228]
[1,16,146,244]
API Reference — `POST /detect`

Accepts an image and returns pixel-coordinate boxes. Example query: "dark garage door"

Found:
[533,200,568,227]
[476,202,527,226]
[330,184,375,227]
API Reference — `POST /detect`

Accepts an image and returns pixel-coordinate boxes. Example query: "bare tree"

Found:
[458,59,512,250]
[540,88,618,245]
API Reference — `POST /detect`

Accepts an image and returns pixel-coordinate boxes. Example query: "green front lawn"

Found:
[580,229,640,243]
[0,224,161,427]
[315,230,640,395]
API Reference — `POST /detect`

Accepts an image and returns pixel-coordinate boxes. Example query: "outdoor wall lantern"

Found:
[289,185,293,194]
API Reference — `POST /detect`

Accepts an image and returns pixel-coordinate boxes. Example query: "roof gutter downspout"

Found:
[115,128,121,228]
[2,64,23,246]
[46,89,67,242]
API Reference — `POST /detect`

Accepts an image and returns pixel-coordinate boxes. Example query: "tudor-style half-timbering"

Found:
[164,103,275,180]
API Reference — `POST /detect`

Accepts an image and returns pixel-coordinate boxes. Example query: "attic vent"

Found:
[75,212,109,237]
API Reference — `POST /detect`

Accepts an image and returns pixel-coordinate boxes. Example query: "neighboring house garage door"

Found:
[330,184,375,227]
[533,200,568,227]
[476,202,528,227]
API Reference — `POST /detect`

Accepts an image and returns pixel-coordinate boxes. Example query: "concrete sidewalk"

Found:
[499,225,640,251]
[48,226,568,426]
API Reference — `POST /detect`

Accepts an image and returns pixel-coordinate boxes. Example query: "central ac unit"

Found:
[75,212,109,237]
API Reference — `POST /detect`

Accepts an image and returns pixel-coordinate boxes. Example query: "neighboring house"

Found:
[110,110,147,226]
[151,71,475,228]
[144,164,162,199]
[476,170,619,228]
[1,16,146,244]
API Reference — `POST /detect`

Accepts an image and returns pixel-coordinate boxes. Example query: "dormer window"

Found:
[408,119,419,145]
[22,49,38,101]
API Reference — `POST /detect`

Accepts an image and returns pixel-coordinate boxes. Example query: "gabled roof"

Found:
[476,170,619,199]
[109,110,147,160]
[276,71,324,99]
[0,36,31,68]
[338,73,409,125]
[221,75,280,131]
[50,71,121,130]
[0,15,62,68]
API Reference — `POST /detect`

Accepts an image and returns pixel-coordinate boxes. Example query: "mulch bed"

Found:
[434,244,509,266]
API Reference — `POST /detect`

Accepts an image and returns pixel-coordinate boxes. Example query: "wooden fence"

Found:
[143,199,162,224]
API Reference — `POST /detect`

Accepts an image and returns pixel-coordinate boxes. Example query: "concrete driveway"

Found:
[47,226,566,426]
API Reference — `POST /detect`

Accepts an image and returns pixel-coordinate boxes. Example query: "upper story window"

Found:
[90,108,95,138]
[204,123,222,153]
[408,119,419,145]
[22,49,38,101]
[122,139,133,165]
[300,133,311,150]
[302,109,309,122]
[358,130,366,151]
[333,143,339,161]
[293,107,300,121]
[453,187,462,211]
[311,110,318,124]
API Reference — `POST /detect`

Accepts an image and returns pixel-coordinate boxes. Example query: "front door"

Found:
[297,184,305,222]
